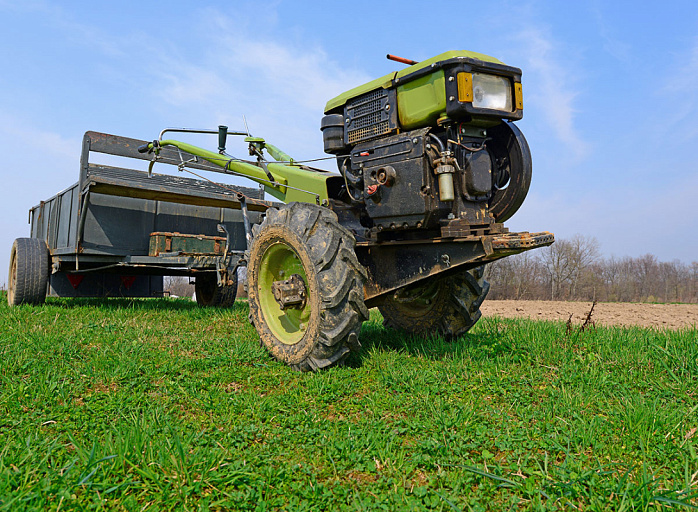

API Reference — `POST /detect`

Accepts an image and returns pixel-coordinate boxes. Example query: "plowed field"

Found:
[481,300,698,330]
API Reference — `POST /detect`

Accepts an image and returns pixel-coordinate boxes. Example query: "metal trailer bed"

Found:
[14,131,274,304]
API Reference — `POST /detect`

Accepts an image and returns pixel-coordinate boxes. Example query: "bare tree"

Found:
[164,276,195,298]
[485,257,515,299]
[688,261,698,302]
[485,236,696,304]
[510,252,541,299]
[567,235,600,299]
[540,239,576,300]
[658,260,682,303]
[634,254,659,301]
[486,252,542,299]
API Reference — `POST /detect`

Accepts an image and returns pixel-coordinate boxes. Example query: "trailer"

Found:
[8,131,273,306]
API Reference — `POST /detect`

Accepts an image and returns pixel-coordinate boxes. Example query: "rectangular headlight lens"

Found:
[472,73,512,111]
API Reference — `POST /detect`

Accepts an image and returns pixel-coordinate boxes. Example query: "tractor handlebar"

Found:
[387,54,418,66]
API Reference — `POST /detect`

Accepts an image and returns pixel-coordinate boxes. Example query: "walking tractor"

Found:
[9,51,554,371]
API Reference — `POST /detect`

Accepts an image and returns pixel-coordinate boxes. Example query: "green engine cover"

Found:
[323,50,522,135]
[396,69,447,130]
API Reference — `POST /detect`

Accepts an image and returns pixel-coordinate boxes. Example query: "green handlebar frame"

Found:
[146,137,335,204]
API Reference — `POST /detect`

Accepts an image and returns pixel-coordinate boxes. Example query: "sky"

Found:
[1,0,697,286]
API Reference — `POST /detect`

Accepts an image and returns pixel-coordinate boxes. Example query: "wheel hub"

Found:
[256,241,312,345]
[271,273,307,310]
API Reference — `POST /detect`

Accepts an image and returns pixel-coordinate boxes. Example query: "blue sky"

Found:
[1,0,697,285]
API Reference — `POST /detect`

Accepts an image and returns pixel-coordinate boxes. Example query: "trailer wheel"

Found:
[7,238,50,306]
[379,266,490,338]
[195,272,238,308]
[247,202,368,371]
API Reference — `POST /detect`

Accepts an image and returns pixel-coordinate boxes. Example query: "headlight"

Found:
[457,72,515,112]
[472,73,512,111]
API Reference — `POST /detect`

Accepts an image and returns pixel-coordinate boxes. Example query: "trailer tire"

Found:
[195,272,238,308]
[379,266,490,338]
[7,238,50,306]
[247,202,368,371]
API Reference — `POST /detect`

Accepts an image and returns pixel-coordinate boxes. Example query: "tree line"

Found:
[484,235,698,303]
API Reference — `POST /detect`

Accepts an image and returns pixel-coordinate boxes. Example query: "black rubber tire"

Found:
[379,266,490,338]
[7,238,50,306]
[246,202,368,371]
[195,271,238,308]
[487,122,532,223]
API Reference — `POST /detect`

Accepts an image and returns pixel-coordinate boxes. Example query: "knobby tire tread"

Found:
[380,266,489,339]
[247,202,368,371]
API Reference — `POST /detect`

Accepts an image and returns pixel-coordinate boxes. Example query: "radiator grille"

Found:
[345,88,397,144]
[352,111,382,129]
[347,122,391,144]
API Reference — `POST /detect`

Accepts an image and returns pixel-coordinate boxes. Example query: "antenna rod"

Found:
[387,54,418,65]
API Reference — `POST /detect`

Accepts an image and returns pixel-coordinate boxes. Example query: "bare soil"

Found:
[481,300,698,330]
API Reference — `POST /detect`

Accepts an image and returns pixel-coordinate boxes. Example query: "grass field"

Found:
[0,294,696,511]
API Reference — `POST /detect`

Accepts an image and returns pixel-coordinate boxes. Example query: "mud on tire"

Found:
[246,202,368,371]
[379,266,490,338]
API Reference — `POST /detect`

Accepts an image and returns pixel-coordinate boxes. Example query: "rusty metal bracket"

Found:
[491,231,554,250]
[217,224,231,261]
[237,193,253,252]
[272,274,307,310]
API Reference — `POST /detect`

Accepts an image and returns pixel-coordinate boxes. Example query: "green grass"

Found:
[0,293,697,511]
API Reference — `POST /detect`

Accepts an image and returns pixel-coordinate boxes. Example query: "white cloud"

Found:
[658,37,698,143]
[512,28,590,161]
[3,3,372,165]
[213,37,369,112]
[0,113,78,170]
[138,10,372,164]
[666,38,698,93]
[156,64,231,107]
[590,2,633,64]
[0,0,127,57]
